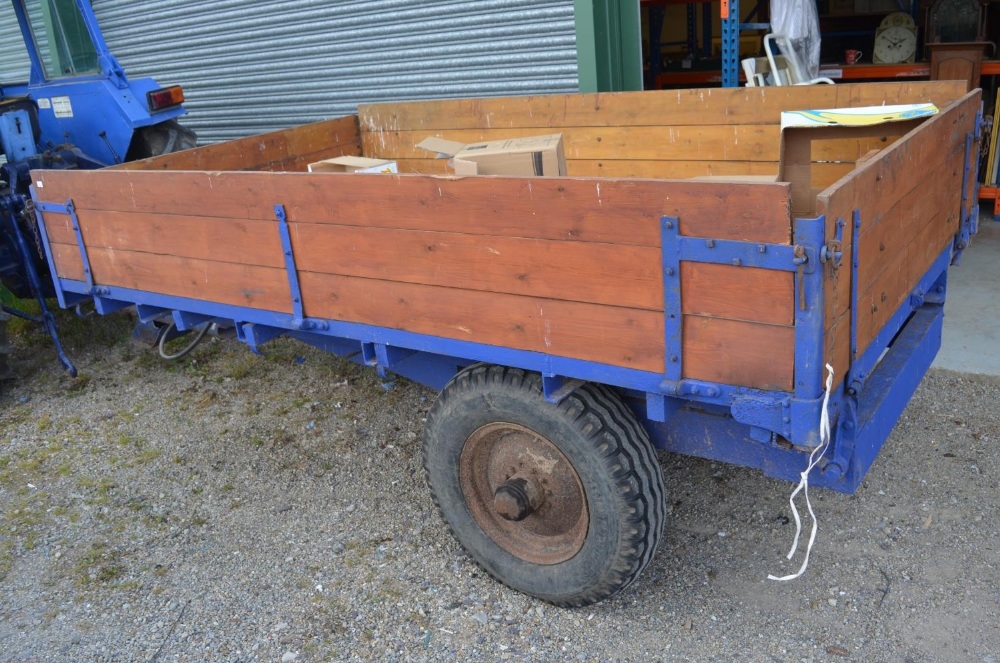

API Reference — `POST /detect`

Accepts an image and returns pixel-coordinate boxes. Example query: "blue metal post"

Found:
[721,0,739,87]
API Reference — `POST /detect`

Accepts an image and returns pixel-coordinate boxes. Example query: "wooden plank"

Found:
[358,82,968,131]
[49,243,665,372]
[298,272,664,372]
[50,244,292,312]
[44,210,664,310]
[857,216,944,350]
[48,242,85,282]
[391,158,853,184]
[123,116,361,172]
[33,169,792,246]
[680,262,794,326]
[290,224,663,310]
[854,147,964,298]
[43,210,284,269]
[681,315,794,391]
[364,125,913,165]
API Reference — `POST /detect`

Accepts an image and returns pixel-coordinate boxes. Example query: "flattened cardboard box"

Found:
[416,134,566,176]
[307,156,398,173]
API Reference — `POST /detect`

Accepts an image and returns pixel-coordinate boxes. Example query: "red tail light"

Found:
[147,85,185,112]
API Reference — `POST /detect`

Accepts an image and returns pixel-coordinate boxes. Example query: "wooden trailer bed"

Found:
[32,81,978,395]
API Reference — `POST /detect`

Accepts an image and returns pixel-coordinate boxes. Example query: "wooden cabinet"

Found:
[929,42,989,90]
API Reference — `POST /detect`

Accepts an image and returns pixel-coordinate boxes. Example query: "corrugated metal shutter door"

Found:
[92,0,578,144]
[0,4,30,82]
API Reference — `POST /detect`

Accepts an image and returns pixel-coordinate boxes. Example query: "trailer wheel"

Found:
[423,364,665,606]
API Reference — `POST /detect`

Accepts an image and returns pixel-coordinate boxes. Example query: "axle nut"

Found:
[493,477,540,521]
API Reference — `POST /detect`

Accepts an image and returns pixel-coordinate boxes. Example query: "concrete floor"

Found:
[932,213,1000,376]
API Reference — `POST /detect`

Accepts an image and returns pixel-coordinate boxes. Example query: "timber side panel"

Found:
[43,210,285,269]
[33,170,792,246]
[357,82,968,130]
[297,272,665,372]
[681,316,795,391]
[680,263,793,326]
[816,90,981,386]
[50,244,292,312]
[359,81,968,187]
[361,125,908,165]
[47,241,665,373]
[121,116,362,172]
[42,211,663,310]
[35,166,795,388]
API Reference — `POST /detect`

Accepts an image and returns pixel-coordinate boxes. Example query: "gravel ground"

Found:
[1,311,998,663]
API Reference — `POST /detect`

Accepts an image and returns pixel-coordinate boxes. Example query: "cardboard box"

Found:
[307,156,398,173]
[778,103,937,217]
[416,134,566,176]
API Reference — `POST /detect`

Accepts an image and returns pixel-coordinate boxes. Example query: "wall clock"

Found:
[873,13,918,64]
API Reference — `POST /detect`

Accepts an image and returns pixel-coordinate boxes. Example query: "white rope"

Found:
[768,363,835,582]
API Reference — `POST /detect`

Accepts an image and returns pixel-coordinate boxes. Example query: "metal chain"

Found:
[21,199,45,260]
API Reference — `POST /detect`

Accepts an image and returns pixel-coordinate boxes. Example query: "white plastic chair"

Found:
[742,55,793,87]
[763,34,835,85]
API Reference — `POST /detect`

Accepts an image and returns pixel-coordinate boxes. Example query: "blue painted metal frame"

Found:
[661,213,829,449]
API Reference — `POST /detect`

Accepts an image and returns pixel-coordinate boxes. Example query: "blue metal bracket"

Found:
[792,216,826,404]
[661,216,682,382]
[93,296,132,315]
[274,204,304,322]
[65,200,96,291]
[240,322,286,353]
[848,209,861,386]
[173,310,216,332]
[953,116,981,264]
[542,375,585,404]
[644,392,683,423]
[274,204,329,332]
[820,217,845,269]
[361,342,378,366]
[375,343,417,379]
[135,304,169,323]
[3,200,76,376]
[676,236,800,270]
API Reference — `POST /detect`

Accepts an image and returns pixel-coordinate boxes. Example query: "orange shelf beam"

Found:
[979,186,1000,217]
[817,63,931,79]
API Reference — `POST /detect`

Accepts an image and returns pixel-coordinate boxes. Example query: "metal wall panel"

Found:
[0,3,30,82]
[92,0,579,143]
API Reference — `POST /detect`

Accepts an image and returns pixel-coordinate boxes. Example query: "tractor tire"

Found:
[423,364,665,607]
[125,119,197,161]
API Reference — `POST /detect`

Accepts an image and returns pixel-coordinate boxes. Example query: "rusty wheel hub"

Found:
[459,423,588,565]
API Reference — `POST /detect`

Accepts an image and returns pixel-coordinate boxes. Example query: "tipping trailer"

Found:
[27,81,981,606]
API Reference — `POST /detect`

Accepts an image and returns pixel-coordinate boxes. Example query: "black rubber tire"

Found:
[423,364,666,607]
[125,119,198,161]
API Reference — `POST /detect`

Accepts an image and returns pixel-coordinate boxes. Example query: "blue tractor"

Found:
[0,0,196,377]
